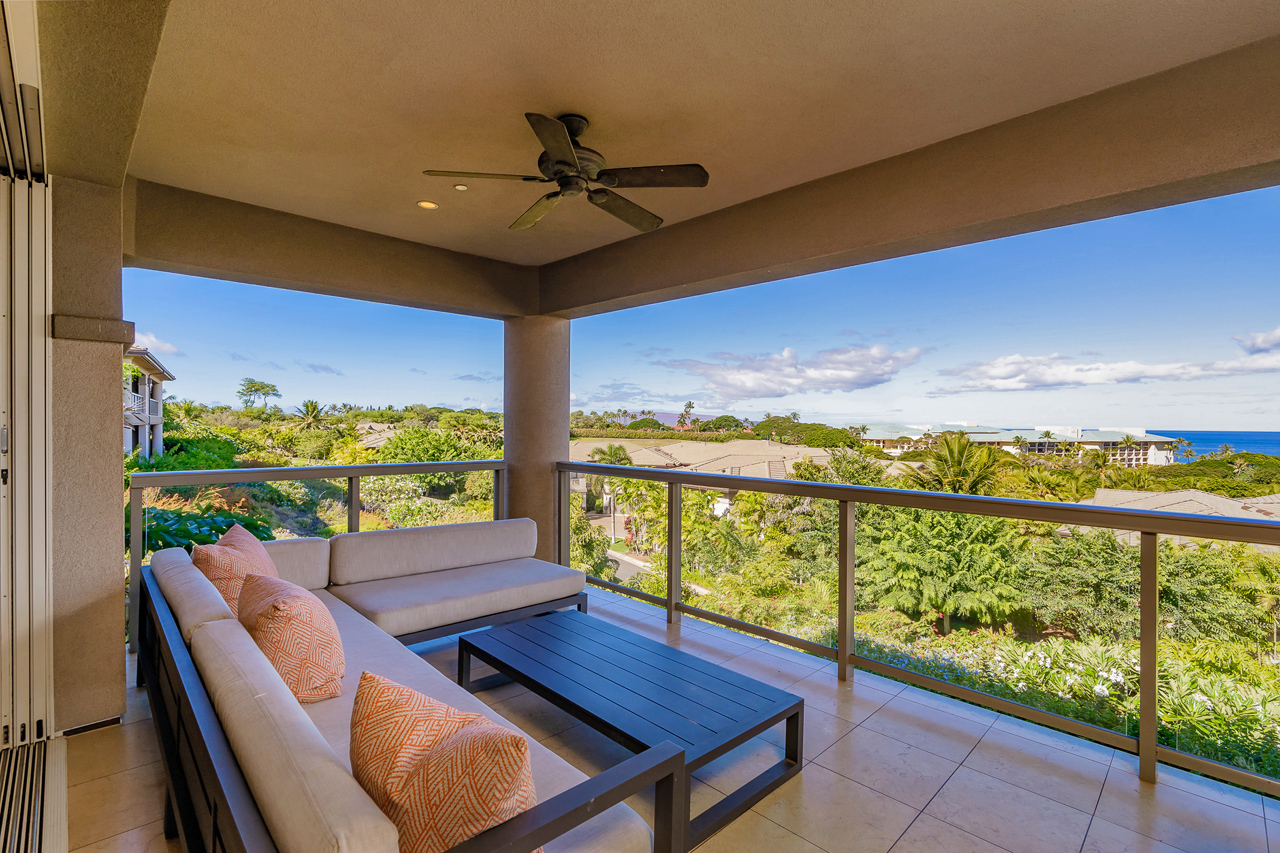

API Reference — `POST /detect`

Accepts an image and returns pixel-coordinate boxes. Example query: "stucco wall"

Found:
[50,176,126,730]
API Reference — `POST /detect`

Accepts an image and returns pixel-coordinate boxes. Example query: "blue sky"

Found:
[125,185,1280,429]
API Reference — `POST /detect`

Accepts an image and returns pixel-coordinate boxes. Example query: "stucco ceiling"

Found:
[128,0,1280,267]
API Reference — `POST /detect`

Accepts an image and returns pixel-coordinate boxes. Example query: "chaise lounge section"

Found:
[138,518,685,853]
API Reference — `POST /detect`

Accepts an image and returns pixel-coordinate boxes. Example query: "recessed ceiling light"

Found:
[454,184,469,191]
[416,200,439,209]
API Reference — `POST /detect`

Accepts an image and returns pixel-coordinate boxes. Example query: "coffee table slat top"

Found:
[531,613,779,711]
[500,621,742,732]
[462,610,802,756]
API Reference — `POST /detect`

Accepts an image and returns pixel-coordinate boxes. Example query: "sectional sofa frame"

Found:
[137,565,688,853]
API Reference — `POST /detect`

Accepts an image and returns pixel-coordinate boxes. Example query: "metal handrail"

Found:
[126,460,506,653]
[555,460,1280,798]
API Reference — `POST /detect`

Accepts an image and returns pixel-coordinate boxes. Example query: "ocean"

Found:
[1153,430,1280,458]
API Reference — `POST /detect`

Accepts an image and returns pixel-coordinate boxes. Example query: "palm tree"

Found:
[294,400,330,431]
[1011,435,1029,453]
[908,434,1008,495]
[1039,430,1055,441]
[588,444,633,467]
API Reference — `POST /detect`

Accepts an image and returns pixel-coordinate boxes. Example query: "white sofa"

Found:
[141,518,682,853]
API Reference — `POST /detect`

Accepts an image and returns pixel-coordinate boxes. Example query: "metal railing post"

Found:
[557,470,571,566]
[837,500,856,682]
[127,484,144,652]
[492,467,505,520]
[347,476,360,533]
[666,481,682,625]
[1139,530,1159,784]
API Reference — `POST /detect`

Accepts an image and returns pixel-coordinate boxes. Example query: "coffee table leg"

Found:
[458,641,472,690]
[785,706,803,765]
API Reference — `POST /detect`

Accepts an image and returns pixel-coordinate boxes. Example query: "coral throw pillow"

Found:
[238,574,345,704]
[192,523,278,617]
[349,672,540,853]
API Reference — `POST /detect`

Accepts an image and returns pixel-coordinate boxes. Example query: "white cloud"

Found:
[1236,323,1280,354]
[937,350,1280,394]
[299,361,343,375]
[135,332,184,356]
[660,345,922,402]
[573,382,688,406]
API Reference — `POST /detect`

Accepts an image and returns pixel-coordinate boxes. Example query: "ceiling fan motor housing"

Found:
[538,145,606,181]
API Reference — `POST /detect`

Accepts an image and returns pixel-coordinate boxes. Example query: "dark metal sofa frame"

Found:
[392,592,588,646]
[138,567,685,853]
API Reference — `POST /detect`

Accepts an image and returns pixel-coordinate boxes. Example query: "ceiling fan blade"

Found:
[525,113,579,171]
[509,191,563,230]
[595,164,709,188]
[424,169,549,182]
[587,188,662,232]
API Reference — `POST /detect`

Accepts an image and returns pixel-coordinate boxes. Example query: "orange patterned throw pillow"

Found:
[238,574,345,704]
[349,672,540,853]
[191,523,278,617]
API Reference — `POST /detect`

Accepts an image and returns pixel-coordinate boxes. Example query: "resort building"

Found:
[861,423,1177,467]
[122,346,173,458]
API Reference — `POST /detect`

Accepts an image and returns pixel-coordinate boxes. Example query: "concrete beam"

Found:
[539,34,1280,318]
[125,179,539,319]
[38,0,171,188]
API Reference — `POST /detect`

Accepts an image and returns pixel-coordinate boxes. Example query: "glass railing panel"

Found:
[677,484,839,648]
[1156,533,1280,782]
[357,470,494,534]
[853,507,1138,740]
[565,471,658,586]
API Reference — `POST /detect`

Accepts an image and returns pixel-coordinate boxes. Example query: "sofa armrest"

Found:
[444,741,687,853]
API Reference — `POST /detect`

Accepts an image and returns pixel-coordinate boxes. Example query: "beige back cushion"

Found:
[150,548,235,642]
[262,537,331,590]
[328,518,537,586]
[190,619,397,853]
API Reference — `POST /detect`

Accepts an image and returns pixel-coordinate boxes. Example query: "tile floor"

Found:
[66,587,1280,853]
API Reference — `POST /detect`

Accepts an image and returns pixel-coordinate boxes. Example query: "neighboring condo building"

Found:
[859,423,1176,467]
[124,345,175,458]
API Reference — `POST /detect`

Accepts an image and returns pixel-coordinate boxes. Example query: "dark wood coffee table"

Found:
[459,609,803,851]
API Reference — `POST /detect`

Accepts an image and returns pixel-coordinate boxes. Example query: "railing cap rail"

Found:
[130,459,505,488]
[558,461,1280,546]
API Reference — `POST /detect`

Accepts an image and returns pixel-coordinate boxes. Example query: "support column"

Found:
[504,316,569,562]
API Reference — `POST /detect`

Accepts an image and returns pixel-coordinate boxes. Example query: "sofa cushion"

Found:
[329,518,536,586]
[192,524,278,617]
[150,548,235,642]
[262,537,331,590]
[190,619,398,853]
[303,591,651,853]
[239,575,345,704]
[327,557,585,638]
[350,672,541,853]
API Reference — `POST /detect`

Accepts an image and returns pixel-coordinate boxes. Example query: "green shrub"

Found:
[125,503,273,556]
[293,429,335,460]
[802,427,858,448]
[626,418,663,430]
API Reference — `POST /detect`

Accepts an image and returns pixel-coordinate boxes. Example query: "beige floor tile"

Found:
[843,666,908,696]
[619,614,709,646]
[1110,752,1265,817]
[748,641,834,672]
[694,809,823,853]
[1266,798,1280,823]
[990,715,1116,766]
[719,647,820,690]
[591,605,648,628]
[896,684,1001,726]
[120,680,152,726]
[473,677,529,706]
[68,761,167,850]
[815,726,958,809]
[889,813,1009,853]
[489,691,582,741]
[752,762,919,853]
[758,705,855,762]
[964,727,1107,814]
[862,696,991,763]
[925,767,1092,853]
[70,820,179,853]
[1082,817,1190,853]
[1094,768,1268,853]
[788,669,895,724]
[667,629,761,663]
[694,622,769,650]
[693,737,790,795]
[67,721,162,787]
[1269,821,1280,853]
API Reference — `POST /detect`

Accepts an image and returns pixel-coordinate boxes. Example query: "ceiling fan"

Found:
[424,113,708,233]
